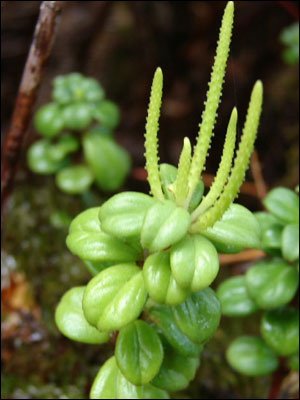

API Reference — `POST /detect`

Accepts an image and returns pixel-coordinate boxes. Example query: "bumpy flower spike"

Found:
[187,1,234,205]
[192,107,237,219]
[174,137,192,207]
[191,80,263,232]
[144,67,164,201]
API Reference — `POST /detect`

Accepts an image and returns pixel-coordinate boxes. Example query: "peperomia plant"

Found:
[55,2,264,398]
[27,72,131,194]
[217,187,299,377]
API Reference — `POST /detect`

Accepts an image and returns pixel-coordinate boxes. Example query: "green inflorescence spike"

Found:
[187,1,234,205]
[190,80,263,232]
[192,107,237,219]
[174,137,192,206]
[144,67,164,200]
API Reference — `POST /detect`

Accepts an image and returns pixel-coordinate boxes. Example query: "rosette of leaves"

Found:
[56,2,265,398]
[217,187,299,377]
[27,72,131,194]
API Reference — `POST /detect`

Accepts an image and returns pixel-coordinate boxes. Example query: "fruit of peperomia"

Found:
[27,73,131,194]
[55,2,264,398]
[217,187,299,377]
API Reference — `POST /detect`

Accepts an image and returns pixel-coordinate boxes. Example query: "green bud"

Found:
[159,163,177,201]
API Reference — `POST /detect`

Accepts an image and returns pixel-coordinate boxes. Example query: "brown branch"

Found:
[250,150,268,202]
[131,167,260,198]
[219,249,265,265]
[1,1,64,225]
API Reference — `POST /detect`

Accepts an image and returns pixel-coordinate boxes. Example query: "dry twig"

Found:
[1,1,64,224]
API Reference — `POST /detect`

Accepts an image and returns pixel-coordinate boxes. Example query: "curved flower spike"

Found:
[192,107,237,218]
[144,67,164,200]
[192,80,263,231]
[187,1,234,203]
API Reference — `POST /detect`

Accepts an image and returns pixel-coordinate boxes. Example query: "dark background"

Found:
[1,2,299,399]
[2,1,299,190]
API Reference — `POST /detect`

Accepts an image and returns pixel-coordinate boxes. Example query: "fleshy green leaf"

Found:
[193,203,261,250]
[90,357,170,399]
[83,130,131,192]
[263,187,299,224]
[148,305,202,358]
[170,234,219,292]
[281,223,299,262]
[245,259,299,309]
[151,339,199,392]
[226,336,278,376]
[83,264,147,331]
[92,100,120,129]
[27,139,69,175]
[99,192,156,239]
[216,276,259,317]
[34,103,64,138]
[66,208,140,263]
[261,224,283,250]
[143,251,189,305]
[55,164,94,194]
[115,320,164,385]
[260,307,299,357]
[171,288,221,345]
[141,200,190,252]
[55,287,109,344]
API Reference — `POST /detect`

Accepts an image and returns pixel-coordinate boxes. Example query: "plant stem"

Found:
[1,1,64,226]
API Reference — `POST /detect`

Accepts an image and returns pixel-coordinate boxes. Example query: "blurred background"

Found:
[1,1,299,399]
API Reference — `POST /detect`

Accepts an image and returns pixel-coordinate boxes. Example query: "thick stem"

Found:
[1,1,64,226]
